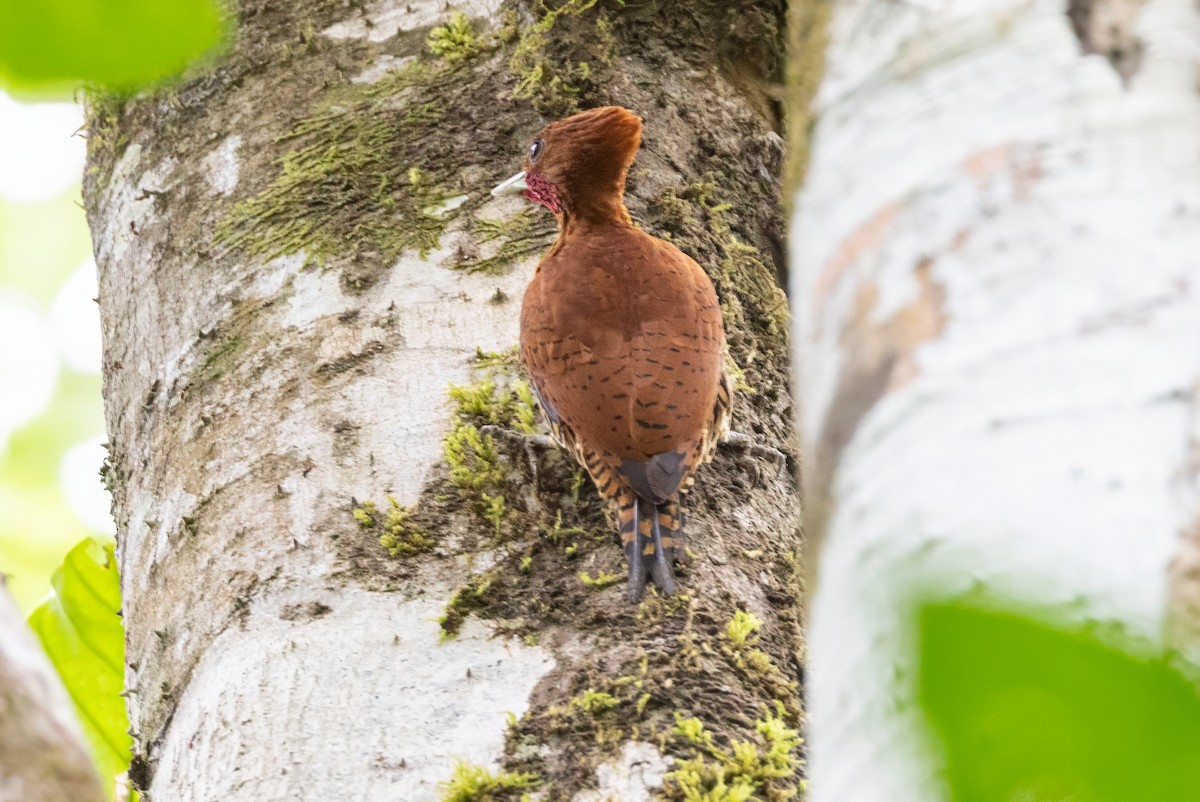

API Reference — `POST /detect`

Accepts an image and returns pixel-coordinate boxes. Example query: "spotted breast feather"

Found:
[521,226,728,600]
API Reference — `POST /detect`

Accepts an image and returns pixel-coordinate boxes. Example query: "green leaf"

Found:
[0,0,232,94]
[917,600,1200,802]
[27,538,130,791]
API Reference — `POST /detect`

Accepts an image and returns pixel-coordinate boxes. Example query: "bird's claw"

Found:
[720,431,788,484]
[478,425,556,451]
[478,425,557,488]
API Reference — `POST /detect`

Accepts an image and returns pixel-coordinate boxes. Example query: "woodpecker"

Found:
[493,106,730,602]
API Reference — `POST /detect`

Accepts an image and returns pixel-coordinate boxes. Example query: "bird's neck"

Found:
[559,195,632,238]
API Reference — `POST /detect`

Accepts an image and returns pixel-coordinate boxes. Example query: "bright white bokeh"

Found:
[50,257,103,374]
[0,293,59,450]
[59,435,114,534]
[0,90,85,203]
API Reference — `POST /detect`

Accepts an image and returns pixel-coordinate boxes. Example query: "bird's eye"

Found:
[529,139,544,162]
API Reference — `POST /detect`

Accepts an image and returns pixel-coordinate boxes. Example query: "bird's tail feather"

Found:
[618,492,648,603]
[647,503,677,596]
[621,493,681,603]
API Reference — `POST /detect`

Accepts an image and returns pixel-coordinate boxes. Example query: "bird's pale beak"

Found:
[491,171,528,196]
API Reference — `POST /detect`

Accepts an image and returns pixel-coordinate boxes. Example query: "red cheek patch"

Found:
[524,171,562,214]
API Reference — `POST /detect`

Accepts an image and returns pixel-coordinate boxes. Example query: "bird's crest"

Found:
[495,106,643,223]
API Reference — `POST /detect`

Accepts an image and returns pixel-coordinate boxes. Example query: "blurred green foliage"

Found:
[28,538,131,794]
[0,0,231,95]
[0,190,104,610]
[0,190,91,295]
[918,599,1200,802]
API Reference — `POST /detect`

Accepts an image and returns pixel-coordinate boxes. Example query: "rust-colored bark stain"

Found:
[1166,525,1200,650]
[812,202,898,314]
[949,226,973,252]
[1012,151,1045,202]
[808,259,948,545]
[1165,380,1200,651]
[961,142,1044,201]
[962,144,1012,181]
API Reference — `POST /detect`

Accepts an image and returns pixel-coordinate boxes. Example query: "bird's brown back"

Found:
[520,221,725,477]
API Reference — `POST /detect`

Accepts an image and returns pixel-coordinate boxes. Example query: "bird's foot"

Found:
[478,425,557,487]
[719,431,788,485]
[478,425,556,452]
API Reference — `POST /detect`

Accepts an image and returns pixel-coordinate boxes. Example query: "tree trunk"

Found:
[0,585,106,802]
[790,0,1200,799]
[84,1,802,799]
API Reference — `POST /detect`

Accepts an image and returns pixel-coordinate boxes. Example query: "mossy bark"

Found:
[84,1,803,799]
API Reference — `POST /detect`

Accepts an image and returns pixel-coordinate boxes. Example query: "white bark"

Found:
[150,591,554,799]
[90,4,556,798]
[0,586,106,802]
[571,742,672,802]
[93,134,554,802]
[791,0,1200,799]
[321,0,504,43]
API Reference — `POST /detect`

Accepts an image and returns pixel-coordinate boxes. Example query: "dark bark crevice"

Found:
[1066,0,1146,84]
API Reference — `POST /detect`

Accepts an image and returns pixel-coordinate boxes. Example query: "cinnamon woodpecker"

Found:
[492,106,731,602]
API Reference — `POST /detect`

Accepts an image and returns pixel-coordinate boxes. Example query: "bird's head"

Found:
[491,106,643,224]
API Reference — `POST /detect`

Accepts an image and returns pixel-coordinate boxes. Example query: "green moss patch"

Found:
[444,362,540,533]
[427,12,485,64]
[448,368,538,435]
[578,569,622,590]
[432,348,612,637]
[507,0,618,118]
[439,759,540,802]
[570,688,620,715]
[212,27,542,293]
[438,572,498,639]
[663,705,804,801]
[353,496,433,556]
[83,89,132,174]
[188,291,291,390]
[195,331,246,385]
[499,611,803,794]
[213,60,461,287]
[725,609,763,648]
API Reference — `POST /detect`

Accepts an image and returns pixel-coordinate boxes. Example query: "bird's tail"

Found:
[655,498,685,566]
[617,491,646,602]
[620,492,680,603]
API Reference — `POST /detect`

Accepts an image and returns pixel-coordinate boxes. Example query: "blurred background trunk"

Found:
[83,0,804,798]
[0,587,105,802]
[790,0,1200,798]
